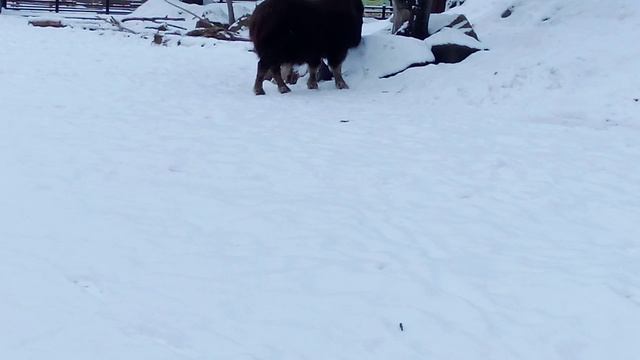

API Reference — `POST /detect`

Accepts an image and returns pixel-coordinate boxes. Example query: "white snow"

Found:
[345,33,435,79]
[1,0,640,359]
[424,26,484,48]
[132,0,255,25]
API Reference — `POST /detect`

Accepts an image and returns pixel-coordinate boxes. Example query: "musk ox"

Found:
[249,0,365,95]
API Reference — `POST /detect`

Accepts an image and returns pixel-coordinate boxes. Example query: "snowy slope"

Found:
[1,0,640,359]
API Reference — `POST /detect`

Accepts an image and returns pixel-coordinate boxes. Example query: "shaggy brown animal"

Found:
[249,0,364,95]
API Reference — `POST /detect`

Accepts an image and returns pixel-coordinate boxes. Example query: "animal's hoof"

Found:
[307,81,319,90]
[336,81,349,90]
[254,88,266,95]
[278,85,291,94]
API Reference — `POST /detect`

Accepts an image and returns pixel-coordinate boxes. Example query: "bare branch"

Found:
[121,16,186,23]
[108,16,138,34]
[162,0,206,21]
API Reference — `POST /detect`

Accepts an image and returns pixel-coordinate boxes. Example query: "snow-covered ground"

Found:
[1,0,640,359]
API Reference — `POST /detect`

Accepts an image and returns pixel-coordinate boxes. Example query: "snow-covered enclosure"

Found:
[1,0,640,359]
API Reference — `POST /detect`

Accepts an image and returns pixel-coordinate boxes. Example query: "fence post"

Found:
[0,0,5,13]
[55,0,59,12]
[105,0,110,14]
[382,5,386,19]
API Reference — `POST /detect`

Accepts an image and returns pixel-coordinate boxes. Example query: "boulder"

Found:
[429,13,478,40]
[426,14,485,64]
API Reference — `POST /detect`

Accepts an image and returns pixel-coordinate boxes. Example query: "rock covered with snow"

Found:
[344,33,435,79]
[342,13,485,79]
[425,13,486,64]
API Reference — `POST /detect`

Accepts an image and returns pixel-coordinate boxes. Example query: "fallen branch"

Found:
[145,23,187,31]
[186,27,250,41]
[102,16,138,34]
[122,16,185,23]
[165,23,188,30]
[29,20,67,28]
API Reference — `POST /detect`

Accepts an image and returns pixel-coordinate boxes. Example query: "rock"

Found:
[426,14,485,64]
[430,44,481,64]
[501,6,514,18]
[153,33,164,45]
[429,14,479,40]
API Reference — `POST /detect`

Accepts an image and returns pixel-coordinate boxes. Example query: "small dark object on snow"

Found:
[501,6,514,18]
[399,323,404,331]
[153,33,164,45]
[249,0,364,95]
[634,98,639,102]
[340,119,350,123]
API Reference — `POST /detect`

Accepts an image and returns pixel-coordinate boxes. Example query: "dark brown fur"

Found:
[249,0,364,95]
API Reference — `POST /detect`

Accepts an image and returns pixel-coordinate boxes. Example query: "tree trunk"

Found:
[391,0,412,34]
[392,0,433,40]
[412,0,433,40]
[432,0,446,13]
[226,0,236,25]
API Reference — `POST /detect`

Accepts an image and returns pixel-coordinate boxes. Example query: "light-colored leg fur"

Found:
[307,65,319,90]
[272,67,291,94]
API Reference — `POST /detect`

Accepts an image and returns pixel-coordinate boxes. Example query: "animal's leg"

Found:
[330,63,349,90]
[328,52,349,90]
[254,60,269,95]
[271,65,291,94]
[307,59,320,90]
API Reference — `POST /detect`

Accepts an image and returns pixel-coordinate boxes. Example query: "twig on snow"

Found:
[97,16,138,34]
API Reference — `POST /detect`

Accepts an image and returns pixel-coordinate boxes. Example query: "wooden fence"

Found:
[0,0,461,18]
